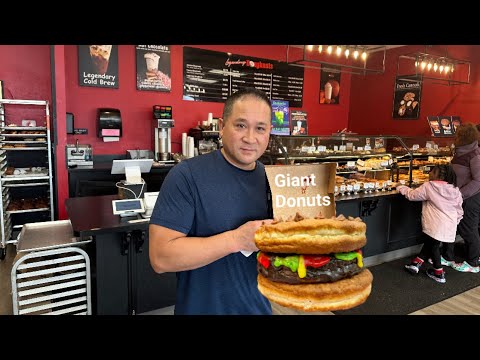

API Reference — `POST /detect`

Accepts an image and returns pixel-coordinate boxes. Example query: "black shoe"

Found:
[426,268,446,284]
[404,262,421,274]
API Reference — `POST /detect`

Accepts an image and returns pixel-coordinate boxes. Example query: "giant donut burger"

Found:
[255,213,373,312]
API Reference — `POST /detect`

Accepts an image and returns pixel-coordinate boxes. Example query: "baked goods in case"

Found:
[255,213,372,312]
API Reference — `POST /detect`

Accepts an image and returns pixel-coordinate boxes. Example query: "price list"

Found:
[183,47,304,107]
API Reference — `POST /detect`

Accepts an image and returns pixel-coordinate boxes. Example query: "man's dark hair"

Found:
[431,164,457,186]
[222,88,272,122]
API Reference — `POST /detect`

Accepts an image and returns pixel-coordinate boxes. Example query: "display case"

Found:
[388,136,454,186]
[261,134,454,190]
[261,134,413,195]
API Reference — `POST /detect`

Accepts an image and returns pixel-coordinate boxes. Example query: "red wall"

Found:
[63,45,350,155]
[0,45,52,121]
[1,45,386,219]
[349,45,480,135]
[4,44,480,220]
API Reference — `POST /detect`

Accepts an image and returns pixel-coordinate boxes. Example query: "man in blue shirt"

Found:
[149,88,274,314]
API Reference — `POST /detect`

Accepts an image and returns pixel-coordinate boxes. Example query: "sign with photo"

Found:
[319,65,341,105]
[265,163,337,220]
[291,110,307,135]
[392,75,422,119]
[427,116,461,137]
[136,45,172,92]
[271,100,290,136]
[78,45,118,89]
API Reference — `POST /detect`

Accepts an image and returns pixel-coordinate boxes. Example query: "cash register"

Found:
[111,191,159,218]
[111,159,158,218]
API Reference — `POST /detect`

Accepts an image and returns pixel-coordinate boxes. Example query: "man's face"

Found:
[220,96,272,170]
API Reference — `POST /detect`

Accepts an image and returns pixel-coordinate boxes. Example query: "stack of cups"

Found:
[188,136,195,158]
[182,133,188,156]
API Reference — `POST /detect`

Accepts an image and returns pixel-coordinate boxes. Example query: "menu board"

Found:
[427,116,461,137]
[183,47,304,107]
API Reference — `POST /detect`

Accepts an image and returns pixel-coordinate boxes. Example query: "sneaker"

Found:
[428,257,455,267]
[405,262,421,274]
[451,261,480,273]
[426,268,446,284]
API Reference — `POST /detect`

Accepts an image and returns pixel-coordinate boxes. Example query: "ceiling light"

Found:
[285,45,386,75]
[396,48,471,86]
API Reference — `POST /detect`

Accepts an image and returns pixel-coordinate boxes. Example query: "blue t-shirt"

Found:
[150,150,272,315]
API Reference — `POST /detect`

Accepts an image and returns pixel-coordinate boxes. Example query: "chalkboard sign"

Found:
[183,47,304,107]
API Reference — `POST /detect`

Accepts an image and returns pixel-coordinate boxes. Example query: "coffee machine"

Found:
[153,105,174,162]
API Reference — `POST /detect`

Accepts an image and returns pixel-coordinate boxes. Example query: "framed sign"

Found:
[428,116,461,137]
[136,45,171,92]
[78,45,119,89]
[392,75,422,119]
[291,110,307,135]
[319,65,341,104]
[265,163,336,220]
[271,100,290,136]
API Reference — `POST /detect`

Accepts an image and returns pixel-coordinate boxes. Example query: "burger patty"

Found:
[257,253,362,284]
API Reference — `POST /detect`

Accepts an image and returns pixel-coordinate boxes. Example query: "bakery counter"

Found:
[68,161,173,197]
[335,189,399,202]
[335,191,422,263]
[65,195,176,315]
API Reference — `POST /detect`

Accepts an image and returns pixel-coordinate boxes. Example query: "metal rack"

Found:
[0,99,54,260]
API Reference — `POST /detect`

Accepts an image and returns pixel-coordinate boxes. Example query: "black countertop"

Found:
[65,195,149,238]
[65,190,401,239]
[67,161,174,173]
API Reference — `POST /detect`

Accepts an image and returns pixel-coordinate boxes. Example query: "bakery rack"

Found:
[0,99,54,260]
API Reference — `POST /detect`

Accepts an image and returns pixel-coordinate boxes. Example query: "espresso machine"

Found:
[153,105,174,162]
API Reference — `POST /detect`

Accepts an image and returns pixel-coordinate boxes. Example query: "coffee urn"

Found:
[153,105,174,162]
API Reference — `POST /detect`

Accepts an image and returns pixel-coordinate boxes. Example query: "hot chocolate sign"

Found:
[78,45,119,89]
[136,45,172,92]
[265,163,337,220]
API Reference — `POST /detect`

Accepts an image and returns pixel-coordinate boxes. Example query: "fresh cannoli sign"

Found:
[392,76,422,119]
[265,163,337,220]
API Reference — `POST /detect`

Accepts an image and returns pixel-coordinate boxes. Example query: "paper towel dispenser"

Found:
[98,108,122,138]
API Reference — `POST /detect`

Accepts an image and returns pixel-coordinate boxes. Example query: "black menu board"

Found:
[183,47,304,107]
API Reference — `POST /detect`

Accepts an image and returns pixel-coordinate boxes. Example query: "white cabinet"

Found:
[0,99,54,259]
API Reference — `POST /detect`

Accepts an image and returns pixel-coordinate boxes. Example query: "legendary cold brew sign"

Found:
[183,47,304,107]
[265,163,337,220]
[78,45,119,89]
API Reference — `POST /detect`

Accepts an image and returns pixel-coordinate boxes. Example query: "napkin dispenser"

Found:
[98,108,122,139]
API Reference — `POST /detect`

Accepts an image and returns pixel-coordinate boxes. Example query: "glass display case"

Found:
[388,136,454,186]
[260,134,455,192]
[261,134,411,196]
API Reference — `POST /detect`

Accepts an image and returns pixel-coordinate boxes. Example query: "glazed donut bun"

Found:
[257,269,373,312]
[255,213,372,312]
[255,215,366,254]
